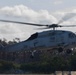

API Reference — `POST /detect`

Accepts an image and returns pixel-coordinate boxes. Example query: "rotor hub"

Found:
[47,24,62,30]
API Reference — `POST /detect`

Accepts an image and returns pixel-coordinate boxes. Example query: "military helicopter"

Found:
[0,16,76,56]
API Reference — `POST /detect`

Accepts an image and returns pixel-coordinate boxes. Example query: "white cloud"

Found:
[0,5,76,41]
[0,5,57,23]
[0,5,57,41]
[54,0,63,5]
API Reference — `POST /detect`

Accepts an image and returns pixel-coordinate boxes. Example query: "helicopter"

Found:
[0,16,76,57]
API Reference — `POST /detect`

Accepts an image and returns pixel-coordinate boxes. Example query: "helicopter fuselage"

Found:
[3,30,76,52]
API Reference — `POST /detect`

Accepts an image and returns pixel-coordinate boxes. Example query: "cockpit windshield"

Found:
[68,32,76,38]
[26,33,38,41]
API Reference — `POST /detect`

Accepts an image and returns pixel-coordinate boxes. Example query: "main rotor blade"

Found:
[0,19,47,26]
[62,25,76,27]
[35,27,50,30]
[58,13,76,24]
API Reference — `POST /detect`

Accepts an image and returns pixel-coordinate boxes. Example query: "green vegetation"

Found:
[19,53,76,73]
[0,61,14,73]
[20,62,52,74]
[1,53,76,73]
[0,38,20,47]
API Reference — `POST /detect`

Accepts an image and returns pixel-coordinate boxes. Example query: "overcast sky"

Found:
[0,0,76,41]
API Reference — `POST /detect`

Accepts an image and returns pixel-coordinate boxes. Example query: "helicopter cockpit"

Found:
[26,33,38,41]
[68,32,76,38]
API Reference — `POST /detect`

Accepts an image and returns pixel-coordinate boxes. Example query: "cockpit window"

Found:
[26,33,38,41]
[69,33,76,38]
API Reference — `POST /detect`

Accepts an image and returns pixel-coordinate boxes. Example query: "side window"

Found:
[26,33,38,41]
[69,33,76,38]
